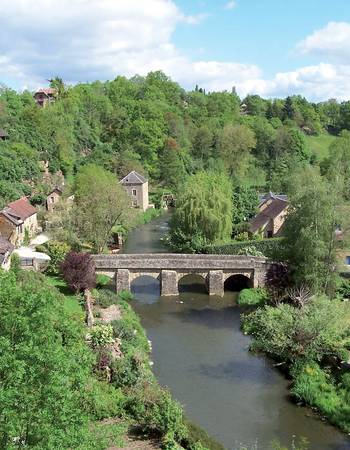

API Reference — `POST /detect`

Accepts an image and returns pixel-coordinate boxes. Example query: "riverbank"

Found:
[121,211,350,450]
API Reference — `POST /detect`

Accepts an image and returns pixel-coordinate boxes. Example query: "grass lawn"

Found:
[46,275,85,320]
[305,133,338,160]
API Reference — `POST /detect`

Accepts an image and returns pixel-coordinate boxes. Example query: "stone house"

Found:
[120,171,149,211]
[34,88,57,107]
[46,187,63,211]
[0,236,14,270]
[250,192,288,238]
[0,197,38,245]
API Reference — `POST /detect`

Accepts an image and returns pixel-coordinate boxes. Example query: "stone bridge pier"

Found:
[93,254,270,297]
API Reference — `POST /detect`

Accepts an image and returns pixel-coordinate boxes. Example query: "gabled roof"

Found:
[47,186,63,196]
[250,198,288,233]
[34,88,57,97]
[259,192,288,207]
[120,170,147,185]
[0,208,23,226]
[7,197,37,221]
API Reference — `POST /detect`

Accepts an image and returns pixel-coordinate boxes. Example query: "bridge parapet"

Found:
[92,254,271,296]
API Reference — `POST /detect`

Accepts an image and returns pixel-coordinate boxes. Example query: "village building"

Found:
[0,237,14,270]
[250,192,288,238]
[0,128,9,141]
[34,88,57,107]
[120,170,149,211]
[46,187,63,211]
[0,197,38,245]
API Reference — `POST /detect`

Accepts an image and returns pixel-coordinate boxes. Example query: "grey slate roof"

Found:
[1,208,23,226]
[258,191,288,206]
[120,170,147,185]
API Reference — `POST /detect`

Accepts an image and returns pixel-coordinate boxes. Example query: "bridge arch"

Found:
[224,274,253,292]
[130,273,161,300]
[178,273,208,294]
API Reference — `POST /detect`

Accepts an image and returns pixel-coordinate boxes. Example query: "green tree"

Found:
[160,138,187,190]
[169,171,233,252]
[0,270,97,449]
[282,167,342,294]
[218,124,256,181]
[75,164,131,252]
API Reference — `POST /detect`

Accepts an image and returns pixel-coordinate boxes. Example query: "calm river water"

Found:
[122,212,350,450]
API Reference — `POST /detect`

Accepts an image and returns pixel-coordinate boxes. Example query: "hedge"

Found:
[203,237,283,259]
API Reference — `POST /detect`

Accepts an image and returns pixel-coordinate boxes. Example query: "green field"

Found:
[305,133,338,160]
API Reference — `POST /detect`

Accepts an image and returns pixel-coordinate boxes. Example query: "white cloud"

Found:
[296,21,350,62]
[1,2,350,101]
[225,1,236,10]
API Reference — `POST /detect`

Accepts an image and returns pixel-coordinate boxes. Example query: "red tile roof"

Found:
[7,197,37,220]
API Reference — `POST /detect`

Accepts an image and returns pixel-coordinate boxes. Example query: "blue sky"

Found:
[1,0,350,100]
[174,0,350,75]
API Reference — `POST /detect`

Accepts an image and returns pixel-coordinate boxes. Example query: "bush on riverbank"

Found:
[238,288,268,306]
[243,295,350,433]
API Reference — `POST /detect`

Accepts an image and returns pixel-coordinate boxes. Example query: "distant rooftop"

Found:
[34,88,57,96]
[7,197,37,221]
[120,170,147,185]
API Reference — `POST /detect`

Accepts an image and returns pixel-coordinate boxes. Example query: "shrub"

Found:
[44,240,71,275]
[204,237,283,258]
[124,383,186,441]
[118,290,134,302]
[236,245,264,257]
[95,289,117,308]
[61,251,96,293]
[238,288,268,306]
[111,351,149,388]
[89,324,114,348]
[336,277,350,299]
[10,253,21,276]
[96,274,111,288]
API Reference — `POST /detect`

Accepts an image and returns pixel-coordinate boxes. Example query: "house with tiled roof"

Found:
[120,171,149,211]
[250,192,288,238]
[0,197,38,245]
[34,88,57,107]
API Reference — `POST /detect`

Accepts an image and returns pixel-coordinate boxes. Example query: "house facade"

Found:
[46,187,63,211]
[250,192,288,238]
[0,197,38,245]
[120,171,149,211]
[34,88,57,107]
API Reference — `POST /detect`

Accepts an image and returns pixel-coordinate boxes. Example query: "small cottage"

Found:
[34,88,57,107]
[120,171,149,211]
[0,237,14,270]
[0,197,38,245]
[46,187,63,211]
[250,192,288,238]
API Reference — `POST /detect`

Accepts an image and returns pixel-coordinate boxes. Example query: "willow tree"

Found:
[169,171,233,252]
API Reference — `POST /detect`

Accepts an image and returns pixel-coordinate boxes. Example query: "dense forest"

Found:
[1,71,350,208]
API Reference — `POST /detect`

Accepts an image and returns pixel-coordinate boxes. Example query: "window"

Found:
[132,200,138,207]
[132,189,137,196]
[346,256,350,265]
[266,230,273,238]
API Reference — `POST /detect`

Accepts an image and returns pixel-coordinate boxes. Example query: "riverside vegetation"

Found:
[1,73,350,447]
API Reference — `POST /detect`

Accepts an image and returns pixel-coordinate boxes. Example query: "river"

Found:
[122,211,350,450]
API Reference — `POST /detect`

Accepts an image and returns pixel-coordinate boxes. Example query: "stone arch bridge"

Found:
[92,254,271,297]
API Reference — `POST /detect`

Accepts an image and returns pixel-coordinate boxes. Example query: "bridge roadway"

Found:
[92,253,270,297]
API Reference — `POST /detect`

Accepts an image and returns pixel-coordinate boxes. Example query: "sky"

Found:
[1,0,350,100]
